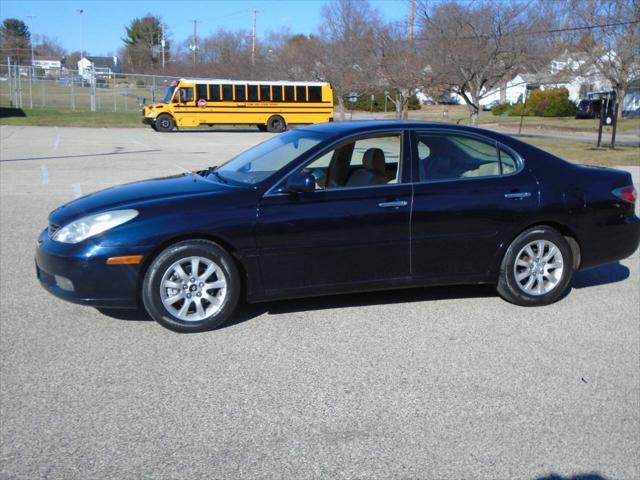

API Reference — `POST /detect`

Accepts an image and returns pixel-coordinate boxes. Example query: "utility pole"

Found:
[191,20,199,64]
[76,9,84,59]
[26,15,36,109]
[408,0,415,42]
[26,16,36,66]
[161,23,166,70]
[250,9,260,66]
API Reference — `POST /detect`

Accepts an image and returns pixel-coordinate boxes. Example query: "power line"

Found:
[416,19,640,41]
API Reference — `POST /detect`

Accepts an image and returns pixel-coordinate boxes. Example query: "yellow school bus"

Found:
[142,78,334,132]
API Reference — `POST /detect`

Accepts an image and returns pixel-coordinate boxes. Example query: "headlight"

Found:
[53,209,138,244]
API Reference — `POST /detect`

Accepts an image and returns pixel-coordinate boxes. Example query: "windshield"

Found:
[162,86,176,104]
[216,130,326,185]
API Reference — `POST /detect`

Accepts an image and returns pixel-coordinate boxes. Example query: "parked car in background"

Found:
[36,121,639,332]
[575,98,615,121]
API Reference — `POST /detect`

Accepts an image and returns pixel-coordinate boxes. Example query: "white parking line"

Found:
[41,165,49,185]
[53,130,60,151]
[72,183,83,198]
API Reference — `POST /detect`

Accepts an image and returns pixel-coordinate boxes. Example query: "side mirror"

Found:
[172,95,179,104]
[283,172,315,194]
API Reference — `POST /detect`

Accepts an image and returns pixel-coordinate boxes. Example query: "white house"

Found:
[32,56,62,75]
[77,56,120,80]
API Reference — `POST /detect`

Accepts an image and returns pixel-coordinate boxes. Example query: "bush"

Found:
[493,88,577,117]
[135,79,145,87]
[491,102,511,116]
[527,87,576,117]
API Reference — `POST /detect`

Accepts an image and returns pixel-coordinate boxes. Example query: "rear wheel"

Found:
[266,115,286,133]
[142,240,240,332]
[497,226,573,306]
[155,114,175,132]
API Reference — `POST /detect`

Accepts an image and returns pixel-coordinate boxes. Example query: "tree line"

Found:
[1,0,638,123]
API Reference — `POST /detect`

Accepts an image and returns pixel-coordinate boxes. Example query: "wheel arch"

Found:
[494,221,583,280]
[136,233,250,306]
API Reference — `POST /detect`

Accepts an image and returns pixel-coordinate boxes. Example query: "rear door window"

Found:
[416,133,518,181]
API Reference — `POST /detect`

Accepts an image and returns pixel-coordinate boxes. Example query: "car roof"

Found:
[298,120,499,137]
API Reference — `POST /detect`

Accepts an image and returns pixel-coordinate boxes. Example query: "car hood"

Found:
[49,173,240,226]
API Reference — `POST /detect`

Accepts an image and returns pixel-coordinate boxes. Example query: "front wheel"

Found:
[497,226,573,306]
[155,114,175,132]
[142,240,241,332]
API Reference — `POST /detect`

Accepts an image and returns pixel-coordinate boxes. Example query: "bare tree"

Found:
[275,33,324,81]
[569,0,640,120]
[319,0,380,119]
[375,21,433,119]
[33,35,66,57]
[418,0,549,125]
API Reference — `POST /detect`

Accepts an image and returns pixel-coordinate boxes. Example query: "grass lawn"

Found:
[401,106,640,133]
[0,108,144,128]
[518,137,639,167]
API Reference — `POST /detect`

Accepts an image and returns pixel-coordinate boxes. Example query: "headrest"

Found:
[362,148,386,173]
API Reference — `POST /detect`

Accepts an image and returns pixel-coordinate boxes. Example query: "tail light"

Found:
[612,185,637,204]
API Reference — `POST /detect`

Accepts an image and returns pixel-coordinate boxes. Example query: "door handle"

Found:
[504,192,532,200]
[378,200,408,209]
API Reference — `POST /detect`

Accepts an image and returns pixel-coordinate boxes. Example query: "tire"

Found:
[150,123,158,132]
[142,240,241,332]
[266,115,286,133]
[496,226,573,306]
[256,124,268,132]
[155,114,175,132]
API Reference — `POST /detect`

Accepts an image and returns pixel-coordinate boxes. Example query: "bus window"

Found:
[260,85,271,101]
[222,84,233,101]
[296,86,306,102]
[284,85,294,102]
[247,84,258,101]
[196,84,207,101]
[272,85,283,102]
[308,86,322,102]
[179,87,194,103]
[208,84,221,101]
[235,84,246,102]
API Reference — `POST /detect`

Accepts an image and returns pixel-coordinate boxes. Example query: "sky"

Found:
[0,0,412,56]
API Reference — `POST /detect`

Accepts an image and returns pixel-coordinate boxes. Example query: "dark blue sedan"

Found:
[36,121,639,332]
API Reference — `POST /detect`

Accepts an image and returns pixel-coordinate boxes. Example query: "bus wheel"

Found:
[156,114,175,132]
[266,115,286,133]
[256,124,267,132]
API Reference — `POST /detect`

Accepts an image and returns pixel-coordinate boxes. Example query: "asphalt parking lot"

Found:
[1,125,639,479]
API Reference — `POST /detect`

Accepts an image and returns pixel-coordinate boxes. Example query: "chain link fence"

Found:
[0,63,176,112]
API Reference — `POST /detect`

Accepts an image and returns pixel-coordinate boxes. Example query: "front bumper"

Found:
[35,228,151,309]
[142,117,156,126]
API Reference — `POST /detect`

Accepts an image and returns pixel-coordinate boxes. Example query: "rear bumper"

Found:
[579,214,640,270]
[35,228,151,309]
